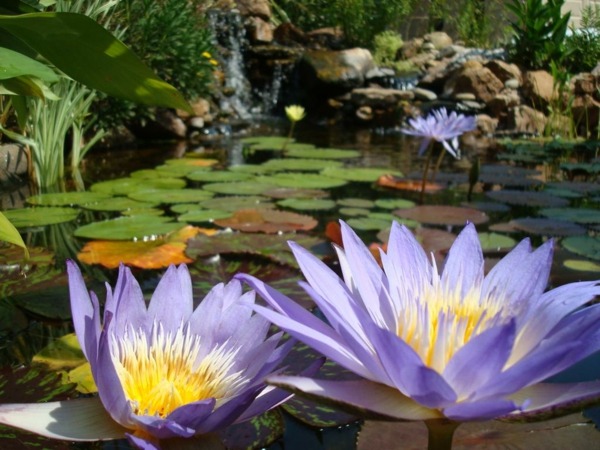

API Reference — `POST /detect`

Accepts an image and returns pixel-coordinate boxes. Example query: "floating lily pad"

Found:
[376,175,444,193]
[81,197,158,212]
[214,209,318,233]
[562,236,600,260]
[228,164,273,174]
[202,181,277,196]
[285,148,361,159]
[32,333,86,371]
[477,232,516,251]
[121,208,164,217]
[337,198,375,208]
[262,158,343,172]
[539,207,600,224]
[544,181,600,195]
[128,188,214,204]
[479,164,543,187]
[241,135,290,149]
[155,163,207,176]
[130,168,185,179]
[542,187,583,199]
[90,177,186,195]
[322,166,404,182]
[374,198,416,210]
[510,218,587,236]
[259,173,348,189]
[164,157,219,167]
[78,226,207,268]
[262,187,329,199]
[199,196,274,211]
[186,170,254,183]
[460,201,511,213]
[221,409,285,450]
[346,217,396,231]
[74,216,184,240]
[277,198,336,211]
[485,190,569,207]
[3,207,79,227]
[186,232,327,269]
[564,259,600,272]
[26,192,111,207]
[339,207,370,216]
[394,205,489,226]
[177,209,233,222]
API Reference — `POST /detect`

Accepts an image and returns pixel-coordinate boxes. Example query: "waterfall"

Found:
[207,9,253,119]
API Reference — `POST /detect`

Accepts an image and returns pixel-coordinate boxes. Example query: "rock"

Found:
[506,105,547,135]
[188,117,205,130]
[356,105,373,121]
[398,38,424,60]
[351,87,414,107]
[177,98,211,120]
[454,92,477,101]
[306,27,344,49]
[246,16,273,44]
[273,22,308,46]
[484,60,522,84]
[129,108,187,140]
[592,62,600,77]
[412,87,437,101]
[476,114,499,135]
[505,78,520,89]
[571,94,600,137]
[522,70,557,110]
[487,90,521,119]
[572,73,598,96]
[423,31,453,49]
[300,48,375,92]
[444,65,504,103]
[422,42,436,52]
[0,143,28,182]
[234,0,270,21]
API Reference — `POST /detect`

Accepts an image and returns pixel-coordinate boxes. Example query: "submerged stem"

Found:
[425,419,460,450]
[420,141,435,203]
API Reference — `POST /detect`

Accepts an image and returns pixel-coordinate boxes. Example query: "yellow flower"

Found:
[201,51,212,59]
[285,105,306,123]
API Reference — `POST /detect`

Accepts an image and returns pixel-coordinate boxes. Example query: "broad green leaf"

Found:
[3,206,78,227]
[322,166,403,182]
[0,12,192,111]
[277,198,336,211]
[74,215,184,241]
[27,191,111,206]
[0,210,28,258]
[0,46,59,81]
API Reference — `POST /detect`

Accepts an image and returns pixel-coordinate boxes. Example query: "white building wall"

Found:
[562,0,600,27]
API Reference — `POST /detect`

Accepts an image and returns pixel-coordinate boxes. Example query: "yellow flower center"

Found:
[110,324,246,418]
[397,275,504,373]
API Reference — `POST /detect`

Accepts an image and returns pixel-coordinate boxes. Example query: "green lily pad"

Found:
[542,187,583,199]
[90,177,186,195]
[262,158,343,172]
[221,409,285,450]
[130,168,185,179]
[81,197,158,212]
[510,218,587,236]
[170,203,203,214]
[199,196,274,211]
[202,181,277,196]
[346,217,395,231]
[228,164,273,174]
[177,209,232,223]
[374,198,416,210]
[259,173,348,189]
[262,187,330,199]
[562,236,600,260]
[277,198,337,211]
[339,207,371,217]
[563,259,600,272]
[485,190,569,207]
[241,135,290,149]
[163,158,219,167]
[321,167,403,182]
[539,207,600,224]
[3,207,79,227]
[74,216,184,240]
[128,189,214,204]
[155,164,206,176]
[186,170,254,183]
[337,198,375,208]
[285,148,361,159]
[32,333,86,371]
[121,208,165,217]
[26,192,111,206]
[478,232,516,251]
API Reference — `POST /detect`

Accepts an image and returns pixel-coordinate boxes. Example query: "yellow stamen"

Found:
[110,324,246,418]
[397,269,505,373]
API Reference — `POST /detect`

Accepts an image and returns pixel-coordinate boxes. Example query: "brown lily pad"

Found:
[376,175,444,193]
[214,209,318,233]
[394,206,489,226]
[510,218,587,237]
[485,190,569,208]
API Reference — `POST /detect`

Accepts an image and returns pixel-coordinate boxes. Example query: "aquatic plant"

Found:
[401,108,476,199]
[283,104,306,151]
[0,263,298,449]
[238,220,600,449]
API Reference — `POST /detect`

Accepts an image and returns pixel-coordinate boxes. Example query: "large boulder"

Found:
[506,105,547,135]
[522,70,558,110]
[444,61,504,103]
[234,0,271,21]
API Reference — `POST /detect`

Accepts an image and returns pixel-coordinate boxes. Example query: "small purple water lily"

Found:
[0,263,298,449]
[401,108,477,158]
[236,221,600,440]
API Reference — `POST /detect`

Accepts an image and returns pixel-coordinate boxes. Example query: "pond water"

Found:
[1,120,600,448]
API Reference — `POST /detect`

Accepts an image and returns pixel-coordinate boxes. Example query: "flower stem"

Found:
[420,141,435,203]
[282,122,296,152]
[431,148,446,182]
[424,419,460,450]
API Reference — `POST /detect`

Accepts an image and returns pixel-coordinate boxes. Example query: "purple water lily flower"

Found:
[236,221,600,429]
[401,108,477,158]
[0,263,299,449]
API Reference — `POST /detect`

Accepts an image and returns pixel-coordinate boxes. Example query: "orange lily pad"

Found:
[376,175,444,193]
[77,226,214,269]
[214,208,317,233]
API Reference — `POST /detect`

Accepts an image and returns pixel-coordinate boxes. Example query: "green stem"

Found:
[431,147,446,182]
[425,419,460,450]
[420,141,435,204]
[282,122,296,152]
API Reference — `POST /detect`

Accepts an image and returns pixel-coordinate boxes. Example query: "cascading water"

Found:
[207,9,253,120]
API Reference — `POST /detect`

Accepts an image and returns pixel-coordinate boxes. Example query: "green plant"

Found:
[92,0,216,131]
[505,0,571,70]
[372,31,404,67]
[564,5,600,73]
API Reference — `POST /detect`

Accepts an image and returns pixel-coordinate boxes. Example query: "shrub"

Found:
[564,5,600,73]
